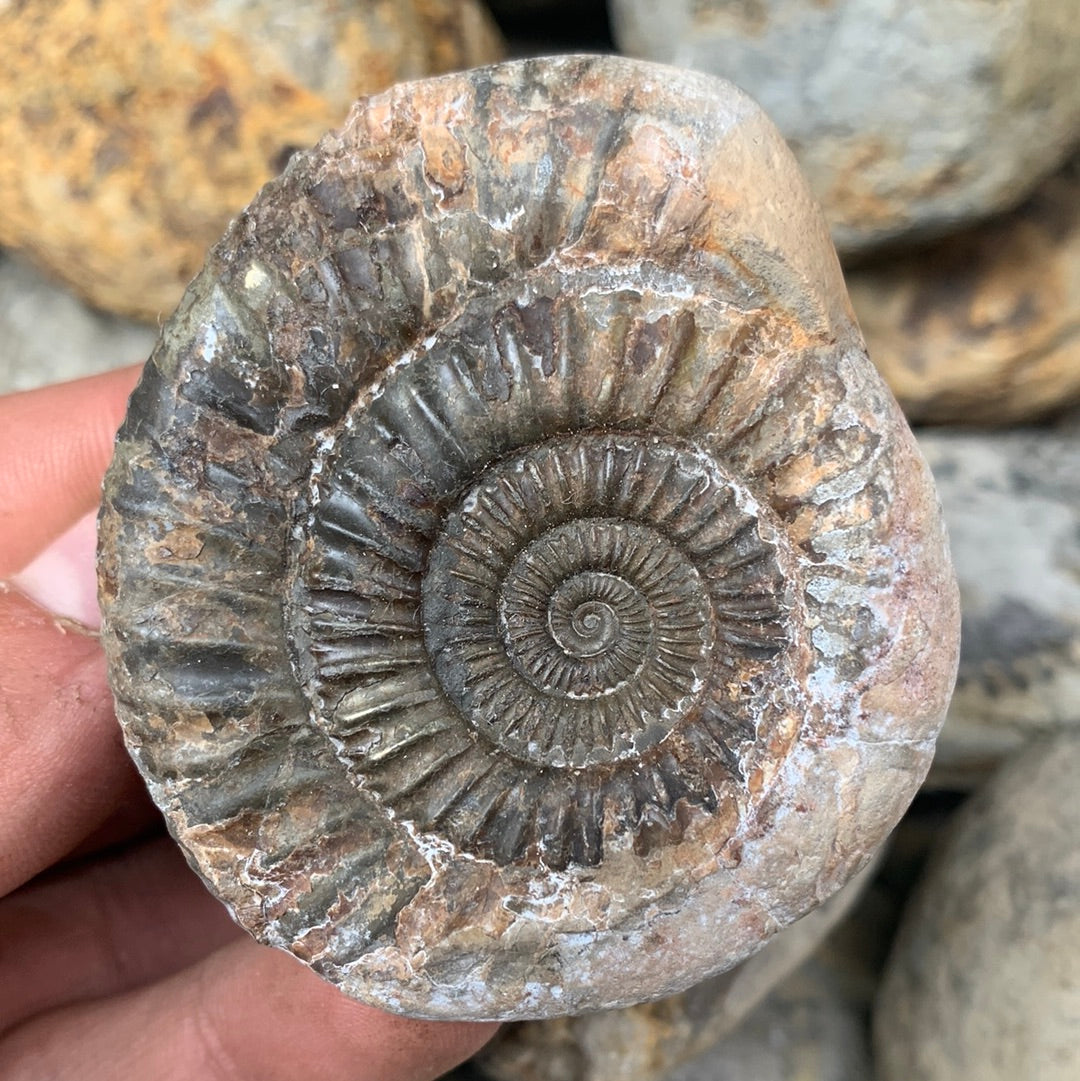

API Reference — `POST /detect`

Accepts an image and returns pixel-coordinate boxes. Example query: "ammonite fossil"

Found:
[98,55,960,1020]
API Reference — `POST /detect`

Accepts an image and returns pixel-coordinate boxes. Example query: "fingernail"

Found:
[11,510,102,629]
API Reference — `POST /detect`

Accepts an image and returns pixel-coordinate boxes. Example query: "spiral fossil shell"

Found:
[97,55,960,1020]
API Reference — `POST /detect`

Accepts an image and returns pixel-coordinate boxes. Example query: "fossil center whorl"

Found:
[294,421,799,867]
[423,437,720,770]
[545,574,637,662]
[502,544,661,694]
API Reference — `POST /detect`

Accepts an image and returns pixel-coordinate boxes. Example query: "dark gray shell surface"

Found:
[97,55,960,1020]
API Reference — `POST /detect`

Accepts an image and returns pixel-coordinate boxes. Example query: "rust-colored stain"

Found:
[0,0,503,321]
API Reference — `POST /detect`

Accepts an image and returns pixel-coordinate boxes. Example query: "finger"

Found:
[0,836,240,1037]
[0,938,500,1081]
[0,364,141,577]
[62,785,160,864]
[11,511,102,628]
[0,587,150,895]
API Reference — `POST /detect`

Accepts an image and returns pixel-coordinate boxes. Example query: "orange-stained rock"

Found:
[0,0,503,321]
[850,158,1080,425]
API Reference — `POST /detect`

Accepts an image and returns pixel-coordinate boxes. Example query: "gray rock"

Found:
[666,960,870,1081]
[875,734,1080,1080]
[917,431,1080,785]
[611,0,1080,256]
[0,250,155,393]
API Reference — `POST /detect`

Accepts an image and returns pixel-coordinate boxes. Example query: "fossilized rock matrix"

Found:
[98,56,959,1020]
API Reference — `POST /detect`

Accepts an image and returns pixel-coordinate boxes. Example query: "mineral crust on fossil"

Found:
[97,55,960,1021]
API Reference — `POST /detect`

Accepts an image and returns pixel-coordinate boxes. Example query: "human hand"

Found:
[0,366,498,1080]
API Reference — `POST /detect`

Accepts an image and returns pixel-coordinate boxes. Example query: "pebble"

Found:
[610,0,1080,255]
[0,0,503,322]
[875,735,1080,1080]
[666,960,870,1081]
[917,430,1080,786]
[850,157,1080,425]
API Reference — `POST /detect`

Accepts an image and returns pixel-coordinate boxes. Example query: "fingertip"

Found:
[0,364,143,576]
[10,510,101,627]
[215,944,501,1081]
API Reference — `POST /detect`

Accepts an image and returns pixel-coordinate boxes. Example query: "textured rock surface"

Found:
[876,735,1080,1079]
[0,251,156,393]
[850,157,1080,425]
[97,55,959,1021]
[667,960,870,1081]
[918,431,1080,786]
[611,0,1080,255]
[0,0,503,322]
[478,857,878,1081]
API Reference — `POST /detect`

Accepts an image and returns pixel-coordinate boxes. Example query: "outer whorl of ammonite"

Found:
[97,55,960,1020]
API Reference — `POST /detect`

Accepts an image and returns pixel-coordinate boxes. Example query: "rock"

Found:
[96,55,959,1020]
[875,734,1080,1080]
[917,431,1080,786]
[0,0,503,322]
[610,0,1080,256]
[666,960,870,1081]
[0,250,156,394]
[849,157,1080,425]
[477,859,878,1081]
